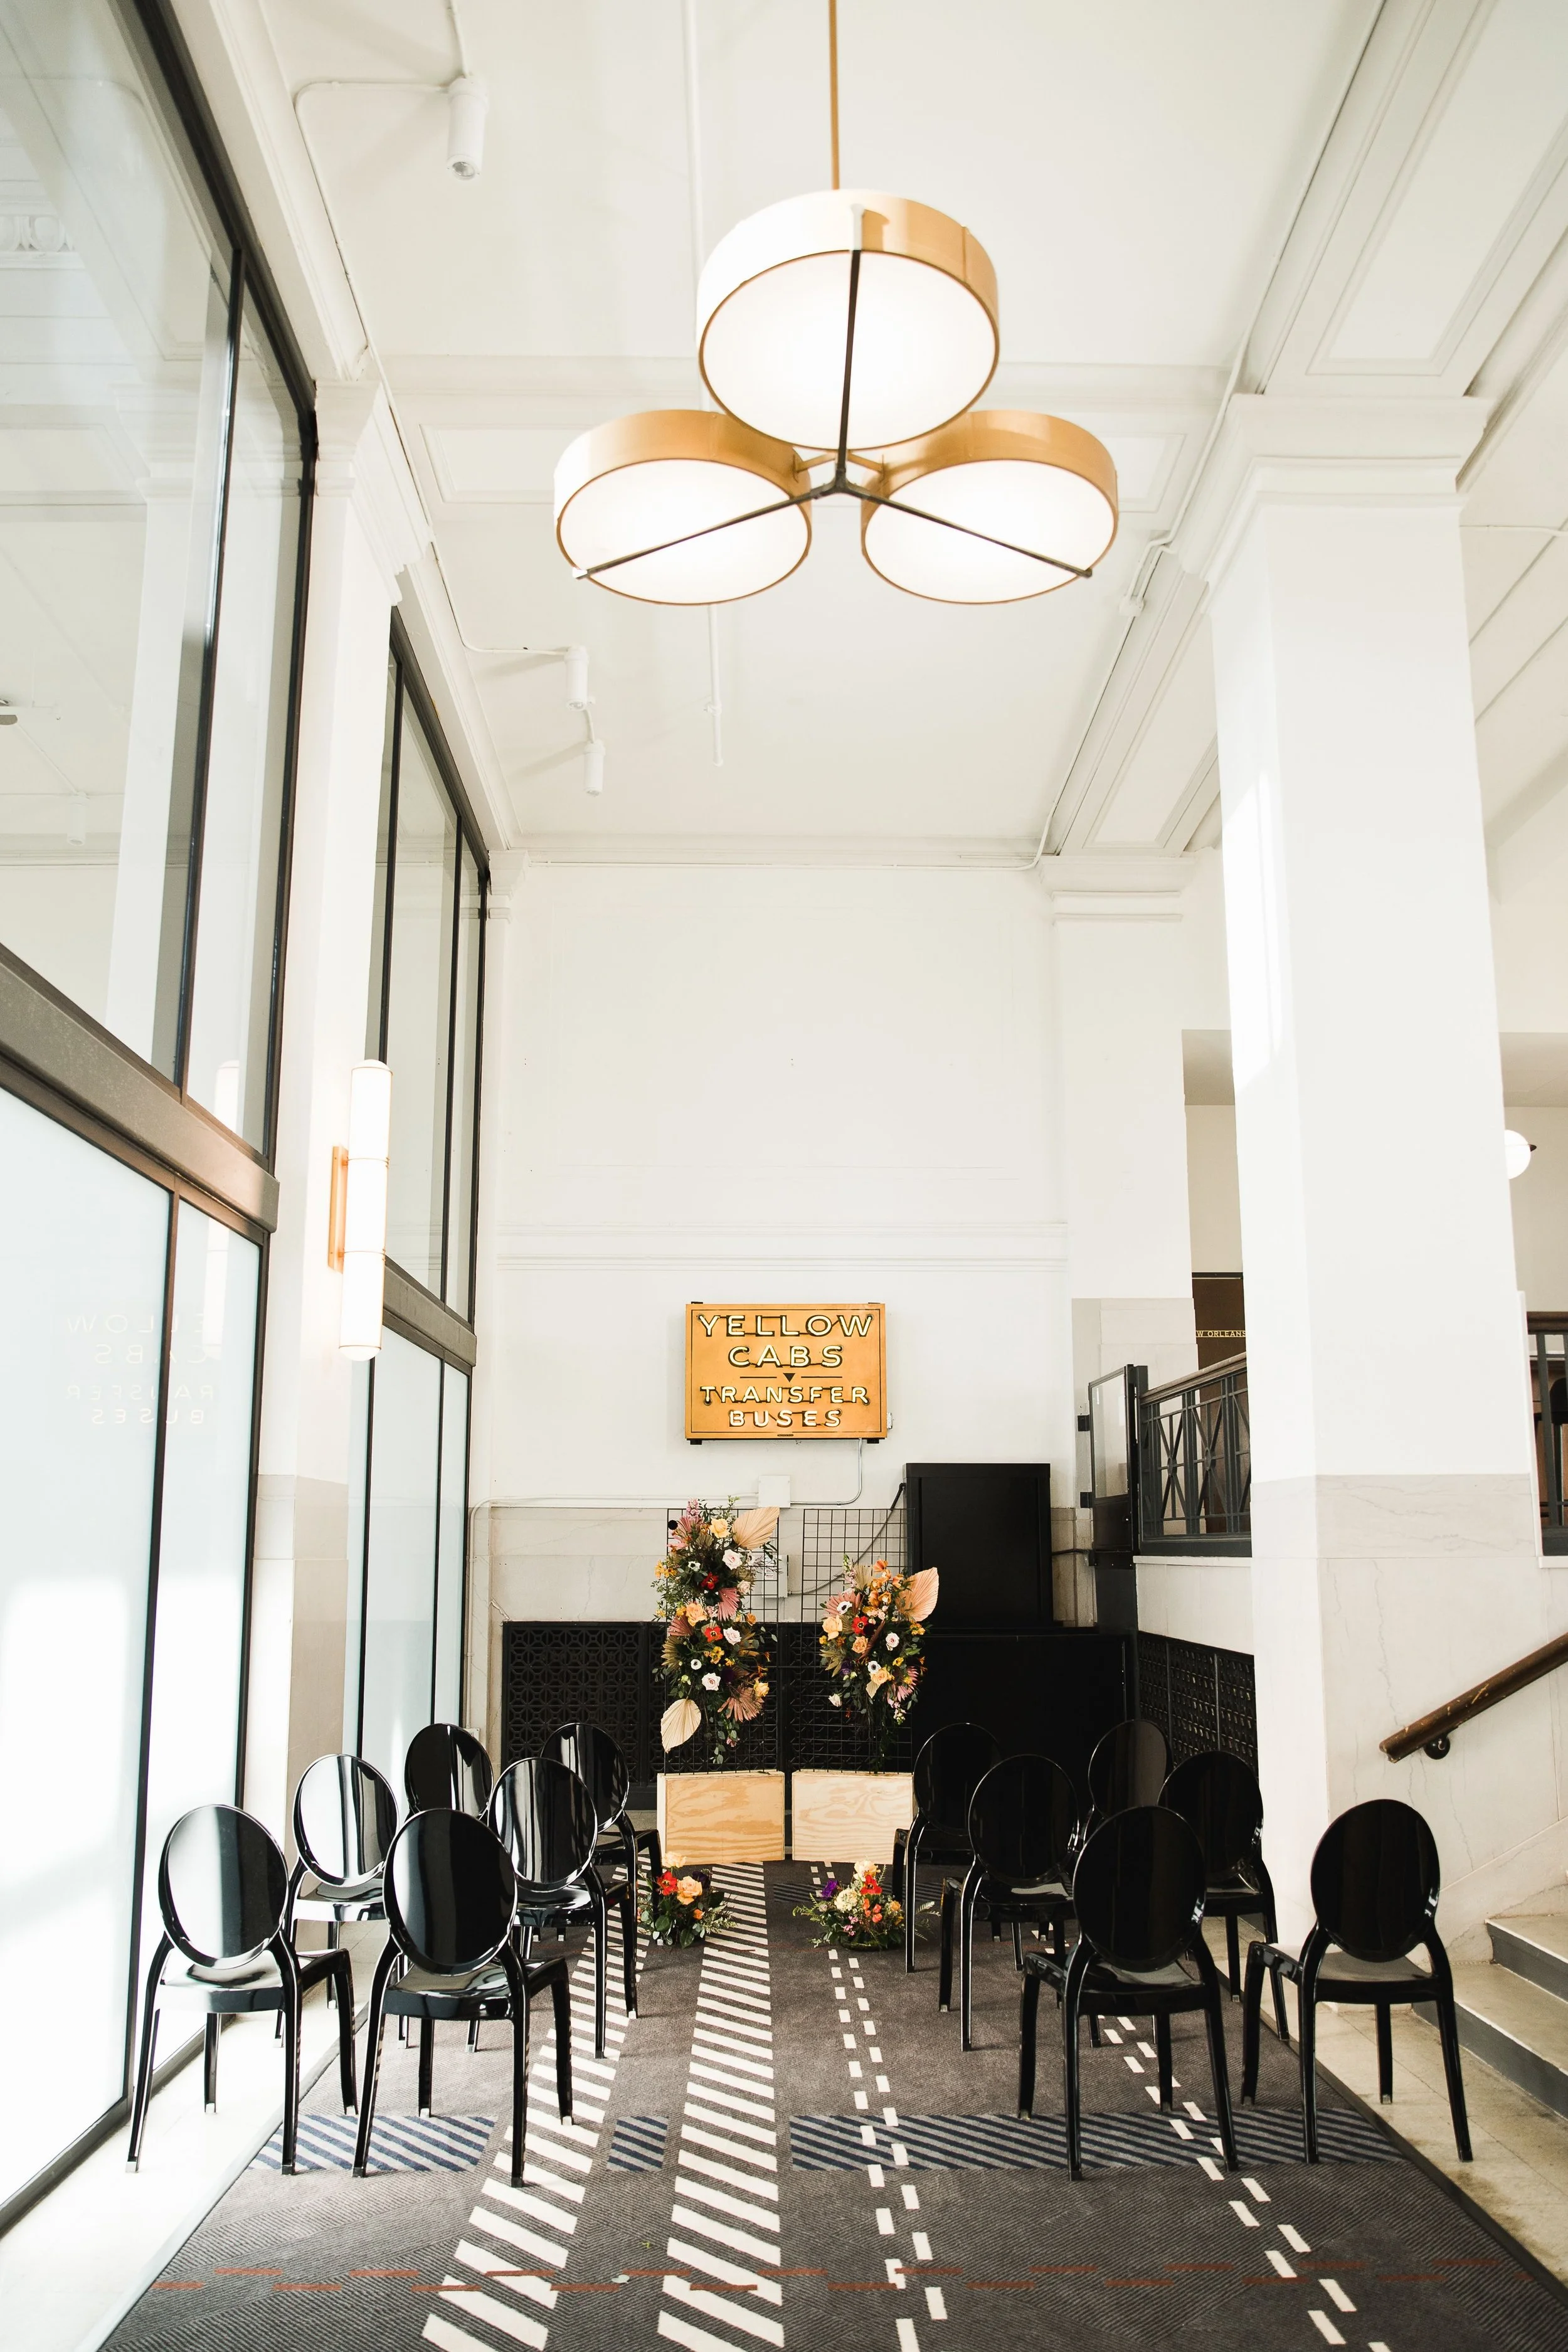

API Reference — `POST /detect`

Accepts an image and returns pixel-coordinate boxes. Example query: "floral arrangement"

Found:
[793,1862,903,1949]
[820,1559,938,1764]
[643,1867,726,1947]
[656,1499,778,1766]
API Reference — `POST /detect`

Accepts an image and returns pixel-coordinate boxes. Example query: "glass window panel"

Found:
[137,1200,258,2018]
[359,1330,441,1788]
[445,845,481,1313]
[343,1358,370,1746]
[0,0,233,1074]
[433,1361,469,1722]
[0,1086,168,2208]
[383,697,455,1293]
[364,656,397,1057]
[184,299,304,1146]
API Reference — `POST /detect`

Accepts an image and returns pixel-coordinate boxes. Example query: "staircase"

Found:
[1433,1895,1568,2117]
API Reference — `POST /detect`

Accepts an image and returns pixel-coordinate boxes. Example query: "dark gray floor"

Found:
[106,1864,1568,2352]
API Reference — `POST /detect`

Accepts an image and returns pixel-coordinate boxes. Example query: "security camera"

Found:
[446,77,487,180]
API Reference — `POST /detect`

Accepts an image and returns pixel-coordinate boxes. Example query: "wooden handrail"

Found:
[1140,1351,1247,1409]
[1381,1631,1568,1762]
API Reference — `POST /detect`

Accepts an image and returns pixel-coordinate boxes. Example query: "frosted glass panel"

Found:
[0,1088,167,2209]
[383,705,455,1292]
[138,1202,258,2005]
[359,1331,441,1789]
[433,1362,469,1722]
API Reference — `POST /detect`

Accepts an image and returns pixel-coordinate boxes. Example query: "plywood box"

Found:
[790,1769,914,1864]
[658,1769,787,1865]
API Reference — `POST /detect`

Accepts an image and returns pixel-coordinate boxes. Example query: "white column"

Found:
[1194,397,1562,1941]
[245,386,423,1841]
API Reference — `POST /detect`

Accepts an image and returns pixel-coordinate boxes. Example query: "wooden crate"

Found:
[657,1769,787,1865]
[789,1769,914,1864]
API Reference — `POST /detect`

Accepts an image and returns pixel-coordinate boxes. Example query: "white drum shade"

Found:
[697,189,999,453]
[555,411,808,605]
[863,411,1118,603]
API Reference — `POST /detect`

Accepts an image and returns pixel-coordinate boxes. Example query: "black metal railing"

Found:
[1528,1314,1568,1555]
[1135,1353,1251,1554]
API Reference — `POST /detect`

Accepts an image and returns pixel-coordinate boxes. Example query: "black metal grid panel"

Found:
[1136,1631,1258,1769]
[1136,1631,1172,1754]
[783,1503,914,1770]
[502,1623,649,1775]
[1215,1645,1259,1768]
[1169,1638,1219,1759]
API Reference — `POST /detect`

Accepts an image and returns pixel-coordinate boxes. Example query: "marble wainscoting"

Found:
[475,1503,667,1761]
[1251,1470,1568,1950]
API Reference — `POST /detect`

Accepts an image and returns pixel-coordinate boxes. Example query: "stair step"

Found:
[1487,1912,1568,2006]
[1422,1962,1568,2120]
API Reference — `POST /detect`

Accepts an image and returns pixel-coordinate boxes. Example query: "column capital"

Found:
[1177,393,1491,593]
[314,379,432,593]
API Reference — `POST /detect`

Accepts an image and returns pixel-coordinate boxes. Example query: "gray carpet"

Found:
[105,1863,1568,2352]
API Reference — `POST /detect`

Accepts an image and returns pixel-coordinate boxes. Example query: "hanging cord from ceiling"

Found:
[682,0,724,766]
[1022,0,1389,869]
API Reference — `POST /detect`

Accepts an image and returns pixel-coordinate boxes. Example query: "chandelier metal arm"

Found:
[575,484,820,581]
[850,480,1094,578]
[833,241,863,479]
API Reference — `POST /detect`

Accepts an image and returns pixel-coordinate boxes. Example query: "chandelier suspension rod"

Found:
[828,0,840,190]
[834,239,863,475]
[856,481,1096,579]
[574,485,819,581]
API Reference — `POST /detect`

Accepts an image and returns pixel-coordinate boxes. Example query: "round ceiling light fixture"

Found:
[863,411,1118,603]
[556,6,1116,610]
[554,411,809,605]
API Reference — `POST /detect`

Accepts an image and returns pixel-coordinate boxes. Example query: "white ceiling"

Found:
[258,0,1568,857]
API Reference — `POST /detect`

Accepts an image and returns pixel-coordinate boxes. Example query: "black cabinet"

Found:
[905,1461,1053,1627]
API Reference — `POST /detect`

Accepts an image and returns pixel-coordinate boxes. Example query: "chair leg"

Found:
[275,1937,303,2175]
[1012,1918,1025,1971]
[960,1873,981,2052]
[1201,1978,1240,2172]
[1297,1973,1320,2164]
[937,1882,956,2012]
[1256,1862,1289,2046]
[550,1966,574,2123]
[353,1942,399,2178]
[644,1826,662,1894]
[904,1835,920,1972]
[332,1953,358,2113]
[1375,2003,1394,2103]
[1155,2011,1173,2109]
[889,1826,906,1906]
[618,1883,638,2018]
[589,1883,609,2057]
[468,2017,482,2050]
[126,1935,171,2171]
[1241,1942,1264,2103]
[1062,1957,1088,2182]
[501,1945,537,2185]
[418,2018,435,2117]
[1426,1939,1473,2163]
[1224,1910,1241,1998]
[1018,1970,1041,2119]
[203,2013,220,2111]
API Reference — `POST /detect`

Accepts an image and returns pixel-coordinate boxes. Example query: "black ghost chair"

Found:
[354,1809,571,2181]
[1242,1796,1470,2163]
[891,1721,1002,1971]
[542,1720,661,1899]
[1160,1750,1286,2031]
[490,1756,637,2057]
[403,1722,494,1816]
[1084,1718,1169,1826]
[938,1753,1078,2048]
[1019,1804,1239,2180]
[128,1804,356,2173]
[285,1754,398,1969]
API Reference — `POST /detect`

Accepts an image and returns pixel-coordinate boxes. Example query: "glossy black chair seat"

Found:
[892,1721,1002,1971]
[129,1804,356,2173]
[936,1753,1078,2049]
[490,1757,637,2058]
[543,1720,662,1899]
[1159,1750,1285,2030]
[1241,1797,1470,2163]
[355,1809,571,2181]
[287,1753,399,1954]
[1019,1804,1239,2179]
[404,1722,494,1816]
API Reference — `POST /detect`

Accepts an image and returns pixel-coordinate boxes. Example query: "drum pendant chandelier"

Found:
[554,7,1118,608]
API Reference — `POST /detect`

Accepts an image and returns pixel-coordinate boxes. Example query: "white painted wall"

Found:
[1186,1104,1242,1270]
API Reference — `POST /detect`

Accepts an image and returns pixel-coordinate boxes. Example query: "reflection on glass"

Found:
[433,1362,469,1721]
[138,1200,258,2018]
[0,1088,168,2209]
[185,301,304,1145]
[0,0,233,1074]
[383,701,455,1292]
[445,846,482,1314]
[359,1330,441,1788]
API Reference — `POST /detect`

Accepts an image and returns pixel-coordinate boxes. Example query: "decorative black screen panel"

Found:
[503,1623,650,1781]
[1136,1631,1257,1769]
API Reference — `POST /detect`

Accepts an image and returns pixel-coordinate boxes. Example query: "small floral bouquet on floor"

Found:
[656,1498,778,1766]
[820,1559,938,1764]
[643,1867,726,1947]
[794,1862,903,1949]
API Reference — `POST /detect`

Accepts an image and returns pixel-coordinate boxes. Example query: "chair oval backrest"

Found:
[404,1722,494,1818]
[1310,1798,1440,1963]
[968,1754,1078,1887]
[541,1722,630,1828]
[1158,1751,1263,1877]
[294,1754,398,1892]
[489,1759,598,1897]
[1071,1806,1205,1973]
[160,1804,288,1968]
[913,1722,1003,1841]
[1087,1719,1169,1817]
[384,1809,519,1976]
